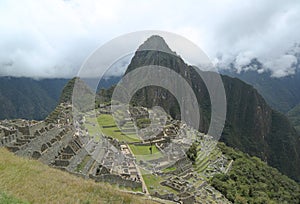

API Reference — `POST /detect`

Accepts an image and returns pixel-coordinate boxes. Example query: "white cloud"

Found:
[265,55,297,77]
[0,0,300,78]
[234,51,255,73]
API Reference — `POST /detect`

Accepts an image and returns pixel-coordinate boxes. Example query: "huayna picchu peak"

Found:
[137,35,174,53]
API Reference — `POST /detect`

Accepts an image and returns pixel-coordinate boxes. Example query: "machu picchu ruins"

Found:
[0,101,233,204]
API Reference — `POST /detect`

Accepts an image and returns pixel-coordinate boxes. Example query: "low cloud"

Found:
[265,55,298,77]
[0,0,300,78]
[234,52,256,73]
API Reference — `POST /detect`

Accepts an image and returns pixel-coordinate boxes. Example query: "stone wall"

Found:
[17,126,30,135]
[3,128,17,137]
[39,131,74,165]
[0,133,18,146]
[90,174,142,189]
[29,121,46,135]
[66,148,89,172]
[153,192,175,201]
[15,128,61,157]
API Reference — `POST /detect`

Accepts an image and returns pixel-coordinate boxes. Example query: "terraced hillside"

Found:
[1,102,299,203]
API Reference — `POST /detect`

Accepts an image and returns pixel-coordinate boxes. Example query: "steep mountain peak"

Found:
[125,35,184,75]
[137,35,174,54]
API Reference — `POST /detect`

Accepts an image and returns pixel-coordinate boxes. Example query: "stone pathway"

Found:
[127,144,149,195]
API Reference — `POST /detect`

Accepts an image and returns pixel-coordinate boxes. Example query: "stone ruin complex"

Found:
[0,103,232,203]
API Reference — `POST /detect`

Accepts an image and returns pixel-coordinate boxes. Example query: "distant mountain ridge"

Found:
[287,103,300,132]
[0,77,69,120]
[221,59,300,135]
[222,68,300,113]
[0,75,120,121]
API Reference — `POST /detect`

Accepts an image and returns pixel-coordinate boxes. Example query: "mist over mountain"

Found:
[220,43,300,113]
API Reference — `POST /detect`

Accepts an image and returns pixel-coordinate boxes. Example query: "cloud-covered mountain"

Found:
[218,43,300,78]
[221,43,300,113]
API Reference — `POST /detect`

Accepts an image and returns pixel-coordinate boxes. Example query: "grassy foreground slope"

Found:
[0,192,27,204]
[0,148,156,204]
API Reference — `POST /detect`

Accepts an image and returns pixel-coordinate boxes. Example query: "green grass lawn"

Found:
[129,144,163,161]
[75,155,91,172]
[141,169,177,195]
[85,122,99,135]
[97,114,116,126]
[162,166,176,173]
[84,116,102,141]
[85,114,141,143]
[129,144,160,155]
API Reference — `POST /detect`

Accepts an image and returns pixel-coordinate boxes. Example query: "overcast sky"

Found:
[1,0,300,78]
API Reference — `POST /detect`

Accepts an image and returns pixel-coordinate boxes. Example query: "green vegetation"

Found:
[58,77,77,104]
[220,76,300,182]
[161,166,176,173]
[186,142,197,163]
[76,155,91,172]
[84,121,99,136]
[129,144,163,161]
[45,103,72,124]
[224,67,300,113]
[96,85,115,105]
[268,111,300,182]
[59,77,95,112]
[136,118,151,128]
[194,143,222,174]
[141,169,177,195]
[45,107,61,124]
[0,192,28,204]
[0,77,68,120]
[97,114,141,143]
[287,103,300,132]
[210,143,300,203]
[129,144,160,155]
[0,148,156,204]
